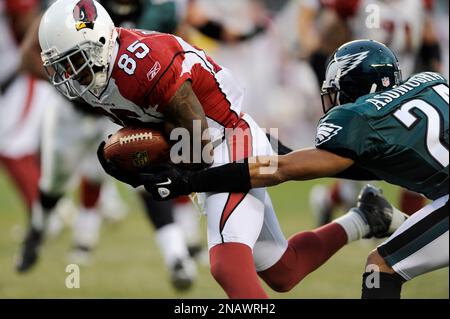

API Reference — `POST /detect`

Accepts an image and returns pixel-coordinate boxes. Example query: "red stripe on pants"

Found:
[80,177,101,209]
[219,117,253,234]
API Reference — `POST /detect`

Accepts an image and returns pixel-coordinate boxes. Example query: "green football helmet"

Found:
[321,39,402,113]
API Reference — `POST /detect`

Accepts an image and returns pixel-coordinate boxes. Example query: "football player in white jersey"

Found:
[0,0,44,214]
[15,3,127,271]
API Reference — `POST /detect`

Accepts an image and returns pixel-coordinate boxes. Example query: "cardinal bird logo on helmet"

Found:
[73,0,98,31]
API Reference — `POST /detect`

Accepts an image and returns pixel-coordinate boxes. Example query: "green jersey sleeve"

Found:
[315,108,383,161]
[138,1,179,34]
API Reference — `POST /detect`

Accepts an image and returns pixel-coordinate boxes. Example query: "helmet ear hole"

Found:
[99,37,106,45]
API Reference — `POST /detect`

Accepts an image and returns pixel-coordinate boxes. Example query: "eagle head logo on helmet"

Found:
[73,0,98,31]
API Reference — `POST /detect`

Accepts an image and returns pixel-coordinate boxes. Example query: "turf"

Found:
[0,170,448,298]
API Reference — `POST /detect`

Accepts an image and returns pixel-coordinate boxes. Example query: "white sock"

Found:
[389,206,408,234]
[173,202,202,248]
[334,209,370,243]
[31,202,50,231]
[155,224,190,268]
[73,208,102,248]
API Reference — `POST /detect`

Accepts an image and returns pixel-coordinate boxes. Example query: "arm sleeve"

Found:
[188,161,252,193]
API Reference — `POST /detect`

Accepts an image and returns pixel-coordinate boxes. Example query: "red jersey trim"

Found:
[219,118,253,236]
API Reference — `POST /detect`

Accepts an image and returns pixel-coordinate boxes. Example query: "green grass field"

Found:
[0,169,448,299]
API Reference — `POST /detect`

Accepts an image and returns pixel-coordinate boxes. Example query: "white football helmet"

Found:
[39,0,118,99]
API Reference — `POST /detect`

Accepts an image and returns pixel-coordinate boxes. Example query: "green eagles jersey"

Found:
[316,72,449,200]
[138,0,187,34]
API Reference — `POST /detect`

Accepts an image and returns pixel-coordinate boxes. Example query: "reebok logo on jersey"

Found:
[315,122,343,146]
[147,61,161,81]
[336,51,370,78]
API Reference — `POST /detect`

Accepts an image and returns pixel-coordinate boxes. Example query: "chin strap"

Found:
[92,28,118,91]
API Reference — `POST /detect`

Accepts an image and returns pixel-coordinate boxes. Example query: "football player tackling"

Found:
[39,0,407,298]
[144,40,449,299]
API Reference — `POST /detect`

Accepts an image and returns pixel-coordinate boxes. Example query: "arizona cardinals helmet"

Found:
[39,0,117,99]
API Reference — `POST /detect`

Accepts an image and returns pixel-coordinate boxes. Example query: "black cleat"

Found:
[170,258,196,292]
[16,227,43,273]
[353,185,394,239]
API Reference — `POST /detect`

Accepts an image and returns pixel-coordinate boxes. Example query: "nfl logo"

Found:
[382,77,391,87]
[132,151,150,168]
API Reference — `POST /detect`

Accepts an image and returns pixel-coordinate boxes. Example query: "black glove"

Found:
[141,161,252,200]
[97,141,143,188]
[140,164,194,201]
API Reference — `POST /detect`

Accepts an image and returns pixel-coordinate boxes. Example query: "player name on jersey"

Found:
[367,72,446,110]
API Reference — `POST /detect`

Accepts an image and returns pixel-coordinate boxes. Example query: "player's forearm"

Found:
[186,156,282,193]
[165,81,213,169]
[278,148,355,181]
[248,151,332,188]
[186,150,333,193]
[186,148,354,193]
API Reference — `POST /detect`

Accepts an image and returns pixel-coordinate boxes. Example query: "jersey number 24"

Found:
[393,84,449,167]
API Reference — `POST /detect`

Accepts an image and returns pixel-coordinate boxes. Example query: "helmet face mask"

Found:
[43,41,103,99]
[321,86,340,114]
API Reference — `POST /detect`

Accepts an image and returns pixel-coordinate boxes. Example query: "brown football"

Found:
[103,126,171,174]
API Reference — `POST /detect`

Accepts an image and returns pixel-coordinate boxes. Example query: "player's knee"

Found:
[210,257,231,285]
[259,255,303,292]
[209,261,220,282]
[264,277,296,293]
[365,249,395,274]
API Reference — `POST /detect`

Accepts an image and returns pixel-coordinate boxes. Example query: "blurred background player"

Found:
[0,0,82,269]
[0,0,110,270]
[14,0,129,271]
[0,0,45,218]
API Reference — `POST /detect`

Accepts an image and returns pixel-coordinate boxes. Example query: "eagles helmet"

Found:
[321,39,402,113]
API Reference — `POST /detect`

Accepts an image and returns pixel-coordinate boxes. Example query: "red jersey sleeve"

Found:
[148,52,192,111]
